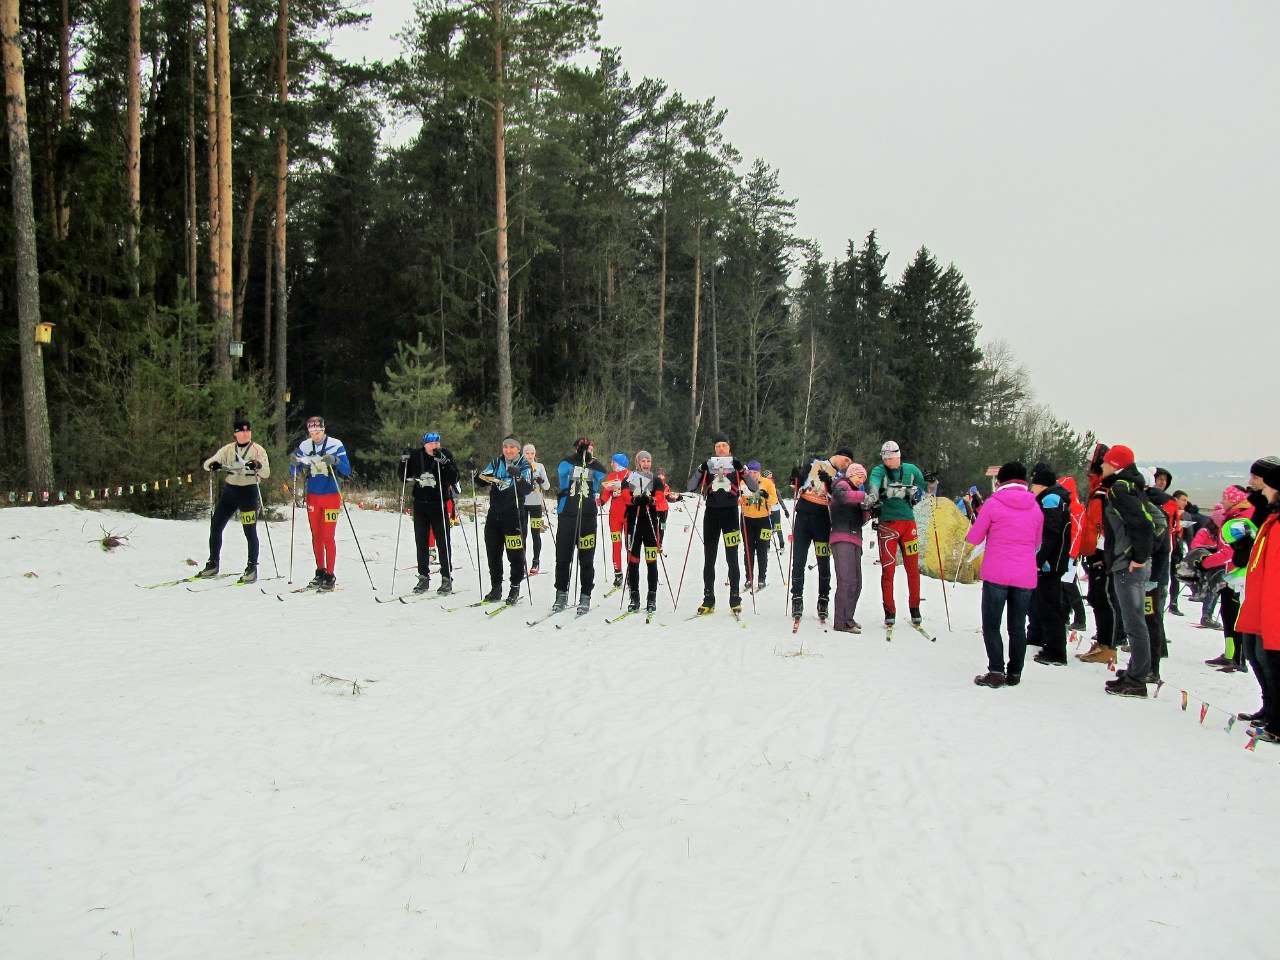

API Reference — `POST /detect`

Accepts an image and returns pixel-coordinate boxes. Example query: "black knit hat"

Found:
[1261,463,1280,491]
[1030,462,1056,488]
[996,461,1027,484]
[233,418,251,432]
[1250,455,1280,479]
[711,432,731,446]
[832,446,855,461]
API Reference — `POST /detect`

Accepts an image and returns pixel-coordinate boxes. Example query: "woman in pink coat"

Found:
[965,462,1044,688]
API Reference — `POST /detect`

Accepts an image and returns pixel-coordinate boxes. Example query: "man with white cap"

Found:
[866,440,928,626]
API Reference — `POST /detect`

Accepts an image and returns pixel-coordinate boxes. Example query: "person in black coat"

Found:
[400,431,461,594]
[1031,463,1073,665]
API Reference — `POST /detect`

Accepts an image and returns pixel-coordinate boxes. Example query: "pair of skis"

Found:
[885,621,936,642]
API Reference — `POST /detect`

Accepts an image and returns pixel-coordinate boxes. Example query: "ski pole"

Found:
[930,495,952,631]
[620,505,643,609]
[678,498,704,544]
[644,506,678,609]
[468,460,485,598]
[435,458,452,586]
[332,473,377,591]
[512,462,532,605]
[256,482,280,578]
[739,504,757,615]
[208,472,215,521]
[784,478,799,614]
[287,480,297,583]
[673,477,706,609]
[390,462,409,594]
[454,493,476,572]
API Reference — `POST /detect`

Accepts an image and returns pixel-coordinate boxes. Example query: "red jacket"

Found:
[599,470,631,516]
[1235,512,1280,649]
[1059,476,1086,560]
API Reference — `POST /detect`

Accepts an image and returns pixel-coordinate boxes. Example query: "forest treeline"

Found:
[0,0,1090,500]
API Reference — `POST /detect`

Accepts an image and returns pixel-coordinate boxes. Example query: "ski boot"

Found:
[791,595,803,619]
[577,592,591,616]
[909,606,922,626]
[307,567,326,588]
[883,605,896,627]
[613,571,624,589]
[817,596,830,622]
[697,596,716,616]
[505,585,521,606]
[551,590,569,613]
[483,585,503,603]
[317,571,336,592]
[413,575,431,595]
[646,591,658,614]
[530,561,540,575]
[756,576,767,591]
[628,590,640,613]
[197,560,219,579]
[436,577,454,596]
[238,563,257,585]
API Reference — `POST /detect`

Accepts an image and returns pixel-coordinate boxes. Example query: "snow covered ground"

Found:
[2,504,1276,959]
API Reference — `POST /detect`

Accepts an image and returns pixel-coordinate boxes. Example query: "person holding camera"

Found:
[867,440,928,627]
[198,418,271,583]
[400,431,459,595]
[290,416,351,591]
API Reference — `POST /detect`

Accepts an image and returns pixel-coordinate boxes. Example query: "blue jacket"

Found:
[291,435,351,496]
[557,454,607,517]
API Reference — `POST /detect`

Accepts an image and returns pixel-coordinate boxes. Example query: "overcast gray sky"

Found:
[331,0,1277,462]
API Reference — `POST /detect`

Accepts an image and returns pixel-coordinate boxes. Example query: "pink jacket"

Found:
[965,480,1044,589]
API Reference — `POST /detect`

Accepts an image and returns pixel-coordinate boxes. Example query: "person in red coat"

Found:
[598,454,632,589]
[1234,461,1280,743]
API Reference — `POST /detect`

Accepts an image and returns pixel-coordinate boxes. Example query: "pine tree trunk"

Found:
[185,4,197,300]
[656,174,667,408]
[710,265,719,433]
[212,0,233,378]
[272,0,288,447]
[262,209,273,373]
[688,220,702,458]
[232,168,260,345]
[204,0,218,317]
[491,0,513,436]
[2,0,55,491]
[55,0,68,239]
[125,0,140,295]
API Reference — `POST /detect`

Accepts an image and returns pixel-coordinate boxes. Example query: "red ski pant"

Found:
[877,518,921,613]
[306,492,341,574]
[609,503,628,572]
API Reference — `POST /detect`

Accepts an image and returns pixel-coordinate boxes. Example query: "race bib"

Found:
[645,546,659,562]
[239,510,257,526]
[578,534,596,551]
[903,539,920,556]
[1144,594,1154,616]
[530,517,543,530]
[758,528,772,541]
[723,530,742,548]
[611,531,623,543]
[324,508,340,523]
[814,541,831,557]
[505,534,523,551]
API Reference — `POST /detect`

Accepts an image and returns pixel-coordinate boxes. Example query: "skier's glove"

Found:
[206,462,221,472]
[321,453,339,466]
[245,460,262,471]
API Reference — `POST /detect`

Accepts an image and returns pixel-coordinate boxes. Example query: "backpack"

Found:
[1139,492,1168,545]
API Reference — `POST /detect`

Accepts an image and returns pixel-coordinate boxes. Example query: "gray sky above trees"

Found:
[332,0,1278,463]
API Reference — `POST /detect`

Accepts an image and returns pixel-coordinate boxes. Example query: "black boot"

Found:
[413,575,431,594]
[484,584,503,603]
[628,590,640,613]
[551,590,569,612]
[435,577,454,595]
[577,591,591,615]
[884,605,896,627]
[909,606,922,626]
[238,563,257,584]
[505,584,521,605]
[318,571,336,592]
[197,560,219,579]
[307,567,325,588]
[817,596,830,622]
[646,591,657,614]
[791,595,803,619]
[613,571,623,589]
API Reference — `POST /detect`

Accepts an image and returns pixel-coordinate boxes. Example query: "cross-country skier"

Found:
[521,443,552,574]
[867,440,927,626]
[199,418,271,583]
[740,460,778,591]
[475,436,533,605]
[688,433,757,615]
[624,451,663,614]
[400,431,459,594]
[290,416,351,591]
[599,453,632,589]
[553,437,608,613]
[789,455,835,622]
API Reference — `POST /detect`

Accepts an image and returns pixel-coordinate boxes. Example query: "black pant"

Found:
[484,511,525,590]
[742,514,772,586]
[1265,650,1280,736]
[411,504,451,579]
[790,507,831,602]
[209,483,260,566]
[554,509,598,597]
[1086,560,1115,646]
[521,504,545,565]
[1061,578,1086,626]
[1169,545,1184,609]
[1035,571,1068,660]
[1221,588,1243,665]
[702,506,742,603]
[625,505,660,595]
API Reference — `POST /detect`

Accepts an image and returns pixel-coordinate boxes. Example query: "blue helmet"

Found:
[423,432,441,444]
[612,453,629,469]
